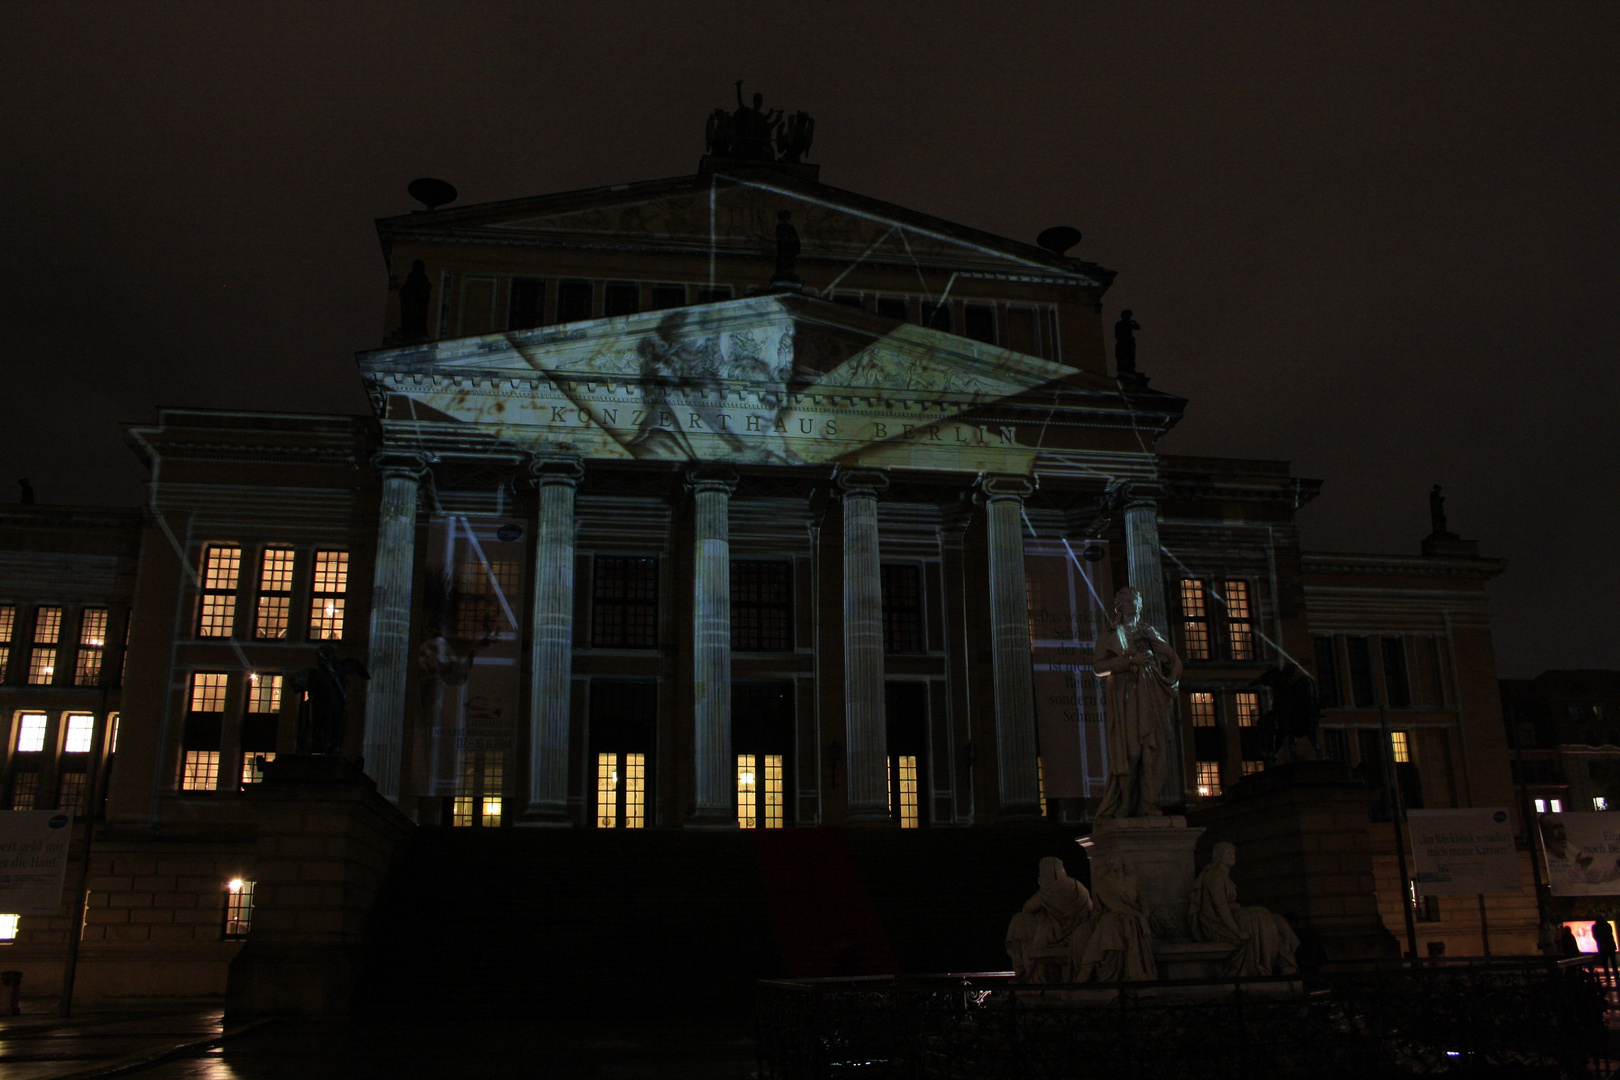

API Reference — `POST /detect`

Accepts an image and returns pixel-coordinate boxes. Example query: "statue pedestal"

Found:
[224,756,415,1020]
[1079,816,1203,940]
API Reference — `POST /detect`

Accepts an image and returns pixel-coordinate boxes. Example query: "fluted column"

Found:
[524,456,583,823]
[978,473,1041,817]
[688,465,739,826]
[1122,484,1168,640]
[362,452,426,803]
[839,468,890,823]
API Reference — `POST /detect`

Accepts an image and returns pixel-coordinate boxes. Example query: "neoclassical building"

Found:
[0,146,1533,998]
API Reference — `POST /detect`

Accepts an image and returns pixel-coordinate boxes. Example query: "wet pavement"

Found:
[0,1005,759,1079]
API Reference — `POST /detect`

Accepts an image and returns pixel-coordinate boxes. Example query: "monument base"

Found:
[1079,815,1203,940]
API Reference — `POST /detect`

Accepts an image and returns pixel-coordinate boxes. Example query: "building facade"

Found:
[0,151,1534,996]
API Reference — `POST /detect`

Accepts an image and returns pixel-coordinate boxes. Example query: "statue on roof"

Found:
[776,110,815,164]
[1429,484,1454,537]
[732,81,782,160]
[704,84,814,165]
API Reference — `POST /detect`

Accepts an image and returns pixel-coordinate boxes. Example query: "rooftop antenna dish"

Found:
[408,177,458,211]
[1036,226,1082,256]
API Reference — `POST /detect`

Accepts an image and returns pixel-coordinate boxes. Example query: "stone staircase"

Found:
[355,823,1082,1018]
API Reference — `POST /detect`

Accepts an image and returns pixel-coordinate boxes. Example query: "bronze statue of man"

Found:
[292,644,370,756]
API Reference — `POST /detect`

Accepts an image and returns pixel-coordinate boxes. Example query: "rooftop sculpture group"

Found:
[706,82,815,164]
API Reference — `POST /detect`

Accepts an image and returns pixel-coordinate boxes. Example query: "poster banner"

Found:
[0,811,73,915]
[1407,808,1522,895]
[1538,811,1620,897]
[412,516,526,797]
[1026,538,1112,799]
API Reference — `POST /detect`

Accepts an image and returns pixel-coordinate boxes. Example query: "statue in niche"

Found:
[1092,586,1182,819]
[772,210,801,285]
[398,259,432,341]
[1429,484,1454,537]
[1114,310,1141,377]
[1070,857,1157,982]
[1005,857,1092,982]
[292,645,371,756]
[1189,842,1300,976]
[731,81,782,160]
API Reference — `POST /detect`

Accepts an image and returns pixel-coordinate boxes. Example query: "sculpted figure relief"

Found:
[1005,857,1092,982]
[1093,586,1183,819]
[1070,857,1157,982]
[1189,842,1300,976]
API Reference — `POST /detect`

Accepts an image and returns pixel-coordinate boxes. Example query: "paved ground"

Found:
[0,1005,759,1079]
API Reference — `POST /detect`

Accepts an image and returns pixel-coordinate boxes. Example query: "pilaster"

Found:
[839,468,890,824]
[522,454,583,824]
[976,473,1041,818]
[687,465,738,826]
[360,451,426,803]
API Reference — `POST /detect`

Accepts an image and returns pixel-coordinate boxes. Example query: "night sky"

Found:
[3,3,1614,678]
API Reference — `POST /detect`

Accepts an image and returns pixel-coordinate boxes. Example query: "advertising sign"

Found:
[1537,811,1620,897]
[1407,808,1522,894]
[0,811,73,915]
[412,516,526,797]
[1026,538,1112,799]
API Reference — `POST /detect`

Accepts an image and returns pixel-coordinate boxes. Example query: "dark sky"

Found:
[3,3,1615,678]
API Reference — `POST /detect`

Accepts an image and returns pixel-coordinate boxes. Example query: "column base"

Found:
[684,811,740,830]
[514,808,575,828]
[843,807,900,827]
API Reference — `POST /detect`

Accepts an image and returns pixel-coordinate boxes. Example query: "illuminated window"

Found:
[1534,798,1564,814]
[119,611,130,685]
[16,713,47,752]
[888,755,920,828]
[9,772,40,811]
[595,752,646,829]
[191,673,228,712]
[481,757,503,827]
[737,754,784,830]
[241,752,275,785]
[881,564,925,655]
[731,561,792,652]
[1037,757,1046,813]
[182,751,219,792]
[0,604,12,680]
[1196,761,1222,797]
[63,713,94,753]
[109,712,120,752]
[255,548,295,639]
[224,879,255,937]
[1180,581,1210,660]
[56,771,87,813]
[1596,797,1609,812]
[591,557,658,648]
[73,608,108,686]
[248,672,281,714]
[1233,692,1260,728]
[1242,760,1265,776]
[452,750,505,827]
[1223,581,1254,661]
[1189,692,1217,727]
[29,606,62,684]
[309,551,348,640]
[197,546,240,637]
[1390,730,1411,764]
[0,914,18,942]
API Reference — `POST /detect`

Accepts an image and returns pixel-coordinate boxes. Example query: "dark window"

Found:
[603,282,639,317]
[876,297,909,322]
[963,304,995,343]
[881,564,925,654]
[648,285,686,311]
[832,293,866,309]
[508,278,545,329]
[1194,726,1224,762]
[696,286,732,304]
[731,561,792,652]
[591,557,658,649]
[1347,637,1376,707]
[1382,637,1411,708]
[1321,728,1350,763]
[1003,307,1039,355]
[1416,895,1441,922]
[921,301,953,332]
[556,280,593,323]
[1313,636,1342,708]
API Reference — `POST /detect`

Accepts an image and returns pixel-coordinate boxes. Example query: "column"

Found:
[1123,483,1169,637]
[978,473,1041,817]
[839,468,890,823]
[688,465,739,826]
[361,452,426,803]
[524,456,583,823]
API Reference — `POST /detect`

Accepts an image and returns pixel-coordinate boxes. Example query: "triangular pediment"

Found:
[378,172,1110,284]
[359,294,1117,471]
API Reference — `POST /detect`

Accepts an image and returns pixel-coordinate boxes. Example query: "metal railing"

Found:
[756,958,1614,1079]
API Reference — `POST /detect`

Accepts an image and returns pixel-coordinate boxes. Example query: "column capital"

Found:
[370,451,429,482]
[974,472,1036,504]
[684,463,739,497]
[836,467,889,499]
[1118,480,1165,510]
[529,454,584,488]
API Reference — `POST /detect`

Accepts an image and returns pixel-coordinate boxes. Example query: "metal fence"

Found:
[755,959,1614,1079]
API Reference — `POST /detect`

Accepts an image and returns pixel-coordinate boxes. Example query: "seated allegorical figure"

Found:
[1188,841,1301,976]
[1006,856,1092,982]
[1070,856,1158,982]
